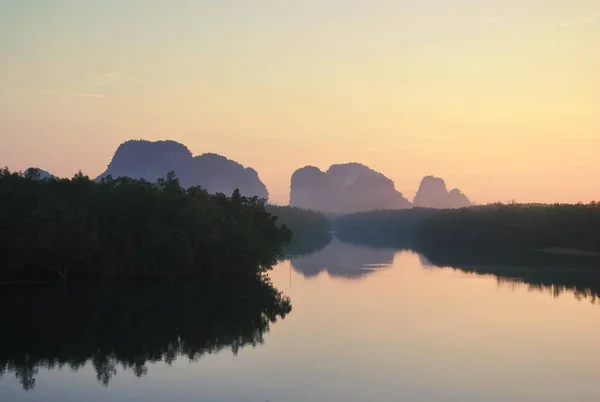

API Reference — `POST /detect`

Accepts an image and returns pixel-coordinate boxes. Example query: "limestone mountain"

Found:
[413,175,471,208]
[24,167,54,180]
[289,163,411,214]
[97,140,269,199]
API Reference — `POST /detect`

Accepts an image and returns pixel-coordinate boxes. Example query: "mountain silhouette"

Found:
[24,167,54,179]
[413,175,472,208]
[97,140,269,199]
[289,163,411,214]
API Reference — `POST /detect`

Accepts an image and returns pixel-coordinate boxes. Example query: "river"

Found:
[2,238,600,401]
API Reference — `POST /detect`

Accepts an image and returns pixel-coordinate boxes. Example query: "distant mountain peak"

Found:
[290,163,411,213]
[413,175,471,208]
[97,139,268,199]
[24,167,54,180]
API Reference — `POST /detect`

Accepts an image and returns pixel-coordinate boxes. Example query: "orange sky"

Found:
[1,0,599,205]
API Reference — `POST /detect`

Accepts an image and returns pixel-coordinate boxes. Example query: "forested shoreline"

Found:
[265,205,332,257]
[333,208,438,248]
[3,165,599,285]
[415,203,600,252]
[333,203,600,254]
[0,168,291,283]
[265,205,330,239]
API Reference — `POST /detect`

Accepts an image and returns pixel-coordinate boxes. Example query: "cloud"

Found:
[480,17,503,26]
[555,16,598,28]
[89,72,126,86]
[9,88,32,94]
[88,72,158,88]
[103,72,125,78]
[477,15,598,29]
[70,93,107,98]
[10,89,107,98]
[39,90,108,98]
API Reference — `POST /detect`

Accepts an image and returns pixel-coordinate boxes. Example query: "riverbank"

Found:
[0,168,291,284]
[332,203,600,255]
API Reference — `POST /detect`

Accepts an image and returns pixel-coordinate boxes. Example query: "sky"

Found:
[1,0,599,205]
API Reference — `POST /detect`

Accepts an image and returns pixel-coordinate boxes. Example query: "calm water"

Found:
[2,238,600,401]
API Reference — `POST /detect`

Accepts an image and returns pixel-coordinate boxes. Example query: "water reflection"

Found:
[294,234,600,302]
[419,247,600,304]
[0,280,291,391]
[335,230,415,250]
[3,240,600,401]
[290,237,395,279]
[282,233,332,258]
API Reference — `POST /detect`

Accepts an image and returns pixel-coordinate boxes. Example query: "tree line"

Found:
[265,205,330,239]
[332,203,600,253]
[0,168,292,283]
[333,208,438,248]
[415,203,600,252]
[265,205,332,256]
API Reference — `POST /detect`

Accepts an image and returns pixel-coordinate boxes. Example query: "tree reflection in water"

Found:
[419,246,600,304]
[0,279,291,391]
[329,234,600,303]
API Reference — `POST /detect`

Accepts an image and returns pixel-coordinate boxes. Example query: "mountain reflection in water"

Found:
[284,234,600,302]
[339,235,600,304]
[0,280,291,391]
[290,238,395,279]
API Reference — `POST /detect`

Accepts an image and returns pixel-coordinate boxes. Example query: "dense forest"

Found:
[265,205,332,256]
[0,168,291,283]
[265,205,330,239]
[415,203,600,252]
[332,203,600,253]
[333,208,438,248]
[0,280,291,390]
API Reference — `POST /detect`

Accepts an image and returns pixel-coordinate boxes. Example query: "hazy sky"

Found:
[1,0,599,205]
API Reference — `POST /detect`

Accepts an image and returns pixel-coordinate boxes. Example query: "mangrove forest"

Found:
[0,168,292,283]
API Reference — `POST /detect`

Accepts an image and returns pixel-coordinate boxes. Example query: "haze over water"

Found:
[3,240,600,402]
